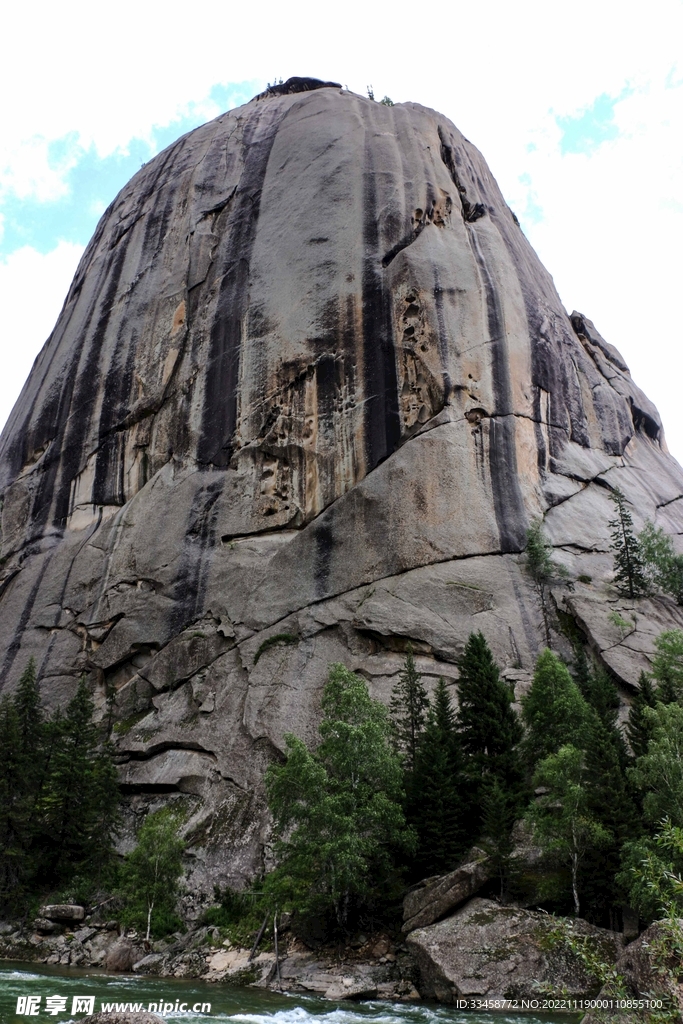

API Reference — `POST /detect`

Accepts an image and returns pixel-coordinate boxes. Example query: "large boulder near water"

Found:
[406,897,624,1002]
[402,848,491,932]
[1,77,683,891]
[582,920,683,1024]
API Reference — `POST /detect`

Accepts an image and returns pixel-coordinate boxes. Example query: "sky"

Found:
[1,0,681,459]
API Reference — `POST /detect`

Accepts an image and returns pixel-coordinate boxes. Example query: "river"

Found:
[0,963,578,1024]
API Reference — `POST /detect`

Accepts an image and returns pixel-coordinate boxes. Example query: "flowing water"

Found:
[0,963,578,1024]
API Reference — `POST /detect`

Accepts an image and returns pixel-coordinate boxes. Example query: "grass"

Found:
[253,633,298,665]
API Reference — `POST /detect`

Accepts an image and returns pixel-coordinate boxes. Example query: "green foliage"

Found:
[522,649,590,768]
[527,744,611,915]
[627,673,658,758]
[35,676,120,886]
[118,807,186,940]
[389,645,429,772]
[619,821,683,923]
[0,665,119,912]
[628,703,683,827]
[380,96,394,106]
[525,519,565,586]
[524,519,568,644]
[651,629,683,704]
[264,664,414,929]
[639,522,683,604]
[409,678,466,877]
[253,633,298,665]
[456,631,524,842]
[479,778,516,898]
[609,488,648,598]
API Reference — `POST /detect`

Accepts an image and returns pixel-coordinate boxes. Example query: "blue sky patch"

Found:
[556,89,631,156]
[0,80,261,259]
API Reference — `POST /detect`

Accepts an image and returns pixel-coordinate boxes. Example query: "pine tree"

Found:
[456,632,524,841]
[609,488,648,598]
[410,678,466,878]
[0,660,45,908]
[480,778,517,898]
[522,649,591,768]
[0,695,23,906]
[389,646,429,773]
[580,706,640,922]
[36,676,119,885]
[627,673,658,758]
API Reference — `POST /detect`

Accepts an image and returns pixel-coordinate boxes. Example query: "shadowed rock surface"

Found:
[1,79,683,892]
[402,848,491,932]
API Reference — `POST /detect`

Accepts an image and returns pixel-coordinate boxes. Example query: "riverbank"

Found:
[0,921,420,1002]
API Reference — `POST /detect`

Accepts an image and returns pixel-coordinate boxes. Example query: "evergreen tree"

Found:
[522,649,590,768]
[0,660,44,908]
[524,519,568,645]
[410,678,466,877]
[651,628,683,704]
[36,676,119,885]
[0,695,23,906]
[457,632,524,840]
[627,673,658,758]
[609,488,648,598]
[389,646,429,773]
[480,778,516,898]
[579,706,640,922]
[558,649,637,921]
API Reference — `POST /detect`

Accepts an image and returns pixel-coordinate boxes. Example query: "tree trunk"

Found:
[571,850,580,916]
[146,901,154,942]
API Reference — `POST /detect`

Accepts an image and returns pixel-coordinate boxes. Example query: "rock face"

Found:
[406,897,624,1002]
[402,848,491,932]
[1,77,683,891]
[582,920,683,1024]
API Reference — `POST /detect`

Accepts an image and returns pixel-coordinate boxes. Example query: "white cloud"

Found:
[0,243,84,430]
[0,0,681,457]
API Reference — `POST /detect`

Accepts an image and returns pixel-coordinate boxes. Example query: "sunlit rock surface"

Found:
[1,78,682,891]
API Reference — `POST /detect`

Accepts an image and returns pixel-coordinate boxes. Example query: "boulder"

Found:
[33,917,61,934]
[105,938,145,972]
[41,904,85,923]
[582,919,683,1024]
[324,976,378,1001]
[406,897,624,1002]
[403,848,491,932]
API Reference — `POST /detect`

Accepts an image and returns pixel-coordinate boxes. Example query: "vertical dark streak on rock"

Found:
[197,108,283,468]
[31,246,131,535]
[0,557,52,685]
[468,228,526,552]
[170,477,224,633]
[362,133,401,468]
[313,520,334,599]
[433,273,453,402]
